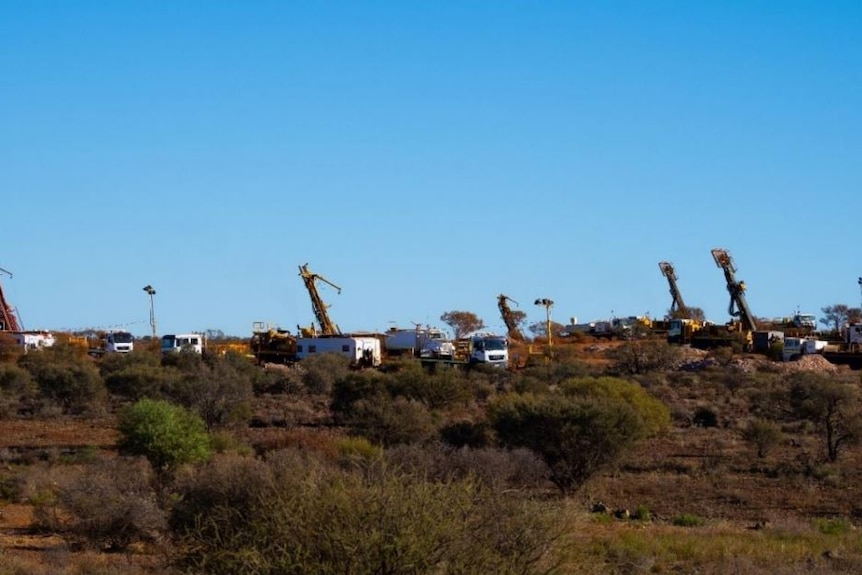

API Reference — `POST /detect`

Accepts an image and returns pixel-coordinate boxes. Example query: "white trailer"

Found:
[783,336,828,361]
[296,335,382,367]
[384,326,455,359]
[12,331,55,352]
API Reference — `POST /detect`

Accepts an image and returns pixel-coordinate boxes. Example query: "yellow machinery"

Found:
[659,261,706,343]
[298,263,342,336]
[688,248,757,351]
[250,322,297,365]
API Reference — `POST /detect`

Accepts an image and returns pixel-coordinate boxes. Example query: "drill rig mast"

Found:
[298,263,342,336]
[658,261,689,319]
[497,294,525,341]
[711,248,758,333]
[0,266,21,332]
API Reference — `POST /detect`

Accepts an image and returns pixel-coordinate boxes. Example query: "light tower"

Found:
[142,285,157,340]
[534,298,555,349]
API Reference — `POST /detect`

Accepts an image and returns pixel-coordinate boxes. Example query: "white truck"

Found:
[782,336,828,361]
[161,333,205,355]
[101,331,135,353]
[464,332,509,367]
[384,326,455,359]
[296,335,382,367]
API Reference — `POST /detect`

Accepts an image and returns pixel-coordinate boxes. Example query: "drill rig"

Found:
[691,248,757,351]
[497,294,525,342]
[659,261,707,344]
[298,263,342,337]
[0,266,21,332]
[658,261,689,319]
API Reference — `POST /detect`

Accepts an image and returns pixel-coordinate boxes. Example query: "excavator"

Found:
[497,294,525,342]
[0,266,21,332]
[298,263,342,337]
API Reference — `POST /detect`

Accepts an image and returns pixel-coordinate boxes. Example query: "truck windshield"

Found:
[483,338,507,351]
[111,332,134,344]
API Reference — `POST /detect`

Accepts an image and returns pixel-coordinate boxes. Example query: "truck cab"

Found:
[161,333,204,355]
[104,331,134,353]
[469,334,509,367]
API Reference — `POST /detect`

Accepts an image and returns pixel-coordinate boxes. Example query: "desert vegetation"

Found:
[0,340,861,574]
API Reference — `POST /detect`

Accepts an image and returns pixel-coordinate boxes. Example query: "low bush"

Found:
[171,451,563,575]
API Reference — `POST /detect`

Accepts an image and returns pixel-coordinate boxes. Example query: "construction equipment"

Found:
[685,248,756,351]
[658,261,689,319]
[497,294,525,341]
[0,266,22,332]
[298,263,342,336]
[658,261,708,344]
[250,322,297,365]
[711,248,758,334]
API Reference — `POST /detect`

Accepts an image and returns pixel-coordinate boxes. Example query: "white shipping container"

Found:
[296,336,381,367]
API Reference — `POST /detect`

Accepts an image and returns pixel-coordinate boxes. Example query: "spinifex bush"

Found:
[171,450,563,575]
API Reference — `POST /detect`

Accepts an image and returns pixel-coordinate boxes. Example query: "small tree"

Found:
[528,321,565,339]
[19,345,106,414]
[789,373,862,462]
[489,378,669,494]
[440,311,485,339]
[819,304,862,334]
[741,419,782,458]
[118,399,212,478]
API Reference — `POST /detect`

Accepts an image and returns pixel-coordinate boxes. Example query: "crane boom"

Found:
[497,294,525,341]
[658,261,689,318]
[298,263,342,336]
[711,248,758,333]
[0,266,21,332]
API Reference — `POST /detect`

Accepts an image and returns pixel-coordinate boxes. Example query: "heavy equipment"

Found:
[497,294,525,342]
[658,261,689,319]
[0,266,22,332]
[658,261,707,344]
[298,263,342,337]
[711,248,758,334]
[689,248,757,351]
[250,322,297,365]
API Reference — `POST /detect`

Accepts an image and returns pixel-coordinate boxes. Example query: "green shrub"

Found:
[300,352,351,395]
[814,517,852,535]
[103,363,178,401]
[741,418,782,458]
[19,348,106,415]
[671,513,705,527]
[162,357,254,430]
[344,395,435,447]
[489,379,669,494]
[0,364,37,417]
[117,399,212,476]
[631,505,651,521]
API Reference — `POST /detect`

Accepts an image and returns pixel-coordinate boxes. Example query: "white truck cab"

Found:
[468,333,509,367]
[161,333,204,355]
[104,331,134,353]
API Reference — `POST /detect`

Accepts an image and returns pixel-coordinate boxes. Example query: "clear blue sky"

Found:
[2,1,860,337]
